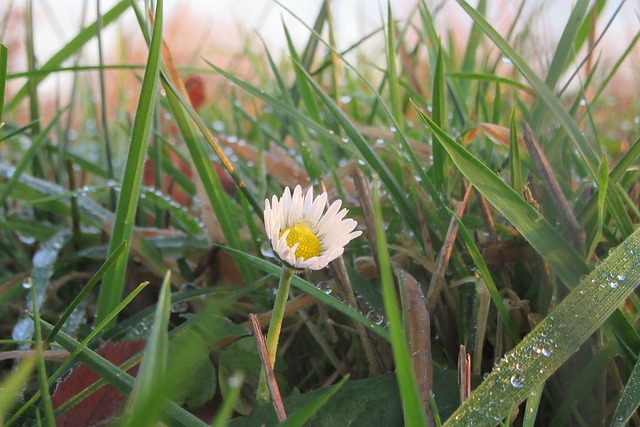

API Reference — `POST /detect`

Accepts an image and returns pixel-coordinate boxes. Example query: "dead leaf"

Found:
[52,340,145,427]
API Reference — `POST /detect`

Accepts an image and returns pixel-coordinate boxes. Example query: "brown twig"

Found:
[249,313,287,422]
[458,345,472,404]
[426,184,473,312]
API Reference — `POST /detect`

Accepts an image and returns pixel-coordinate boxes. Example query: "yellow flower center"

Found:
[279,222,321,260]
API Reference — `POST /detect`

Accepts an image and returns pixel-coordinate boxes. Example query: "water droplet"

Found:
[510,375,525,388]
[22,277,33,289]
[541,348,553,357]
[260,242,275,258]
[366,309,385,325]
[317,281,332,294]
[501,56,512,64]
[610,281,619,289]
[339,95,352,104]
[617,274,626,281]
[228,374,243,388]
[171,301,188,313]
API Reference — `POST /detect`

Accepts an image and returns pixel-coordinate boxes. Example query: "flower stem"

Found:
[257,267,294,402]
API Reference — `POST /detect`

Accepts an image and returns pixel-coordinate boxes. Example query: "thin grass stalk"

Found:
[257,267,294,402]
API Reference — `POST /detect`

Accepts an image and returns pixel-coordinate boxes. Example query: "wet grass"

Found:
[2,0,640,426]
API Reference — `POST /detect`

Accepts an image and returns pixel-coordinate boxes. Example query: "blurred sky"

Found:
[2,0,639,103]
[5,0,638,65]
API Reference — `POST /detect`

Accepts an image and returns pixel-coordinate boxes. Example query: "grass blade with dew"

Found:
[372,179,429,427]
[158,75,256,285]
[445,227,640,425]
[611,352,640,427]
[220,245,389,340]
[452,214,520,342]
[0,111,64,206]
[45,242,127,345]
[122,271,172,427]
[431,42,447,193]
[95,0,164,330]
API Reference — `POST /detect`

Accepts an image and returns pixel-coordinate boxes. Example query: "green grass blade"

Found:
[6,282,150,426]
[159,76,255,285]
[372,180,428,427]
[453,214,519,342]
[509,109,523,194]
[415,106,587,286]
[445,227,640,425]
[455,0,600,179]
[38,317,208,427]
[122,271,172,427]
[210,372,244,427]
[0,357,37,425]
[45,242,127,345]
[611,354,640,427]
[385,3,404,133]
[30,286,55,426]
[220,245,389,340]
[6,0,130,112]
[0,43,7,123]
[431,42,447,192]
[0,112,62,205]
[95,0,163,329]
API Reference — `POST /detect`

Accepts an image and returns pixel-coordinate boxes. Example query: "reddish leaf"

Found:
[52,340,145,427]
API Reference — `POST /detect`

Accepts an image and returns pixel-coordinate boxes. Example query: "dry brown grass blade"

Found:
[249,313,287,421]
[472,279,490,376]
[398,268,433,425]
[426,184,473,312]
[217,136,309,188]
[521,121,585,252]
[462,123,525,148]
[458,345,471,404]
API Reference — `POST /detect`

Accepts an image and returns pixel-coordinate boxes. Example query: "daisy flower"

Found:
[264,185,362,271]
